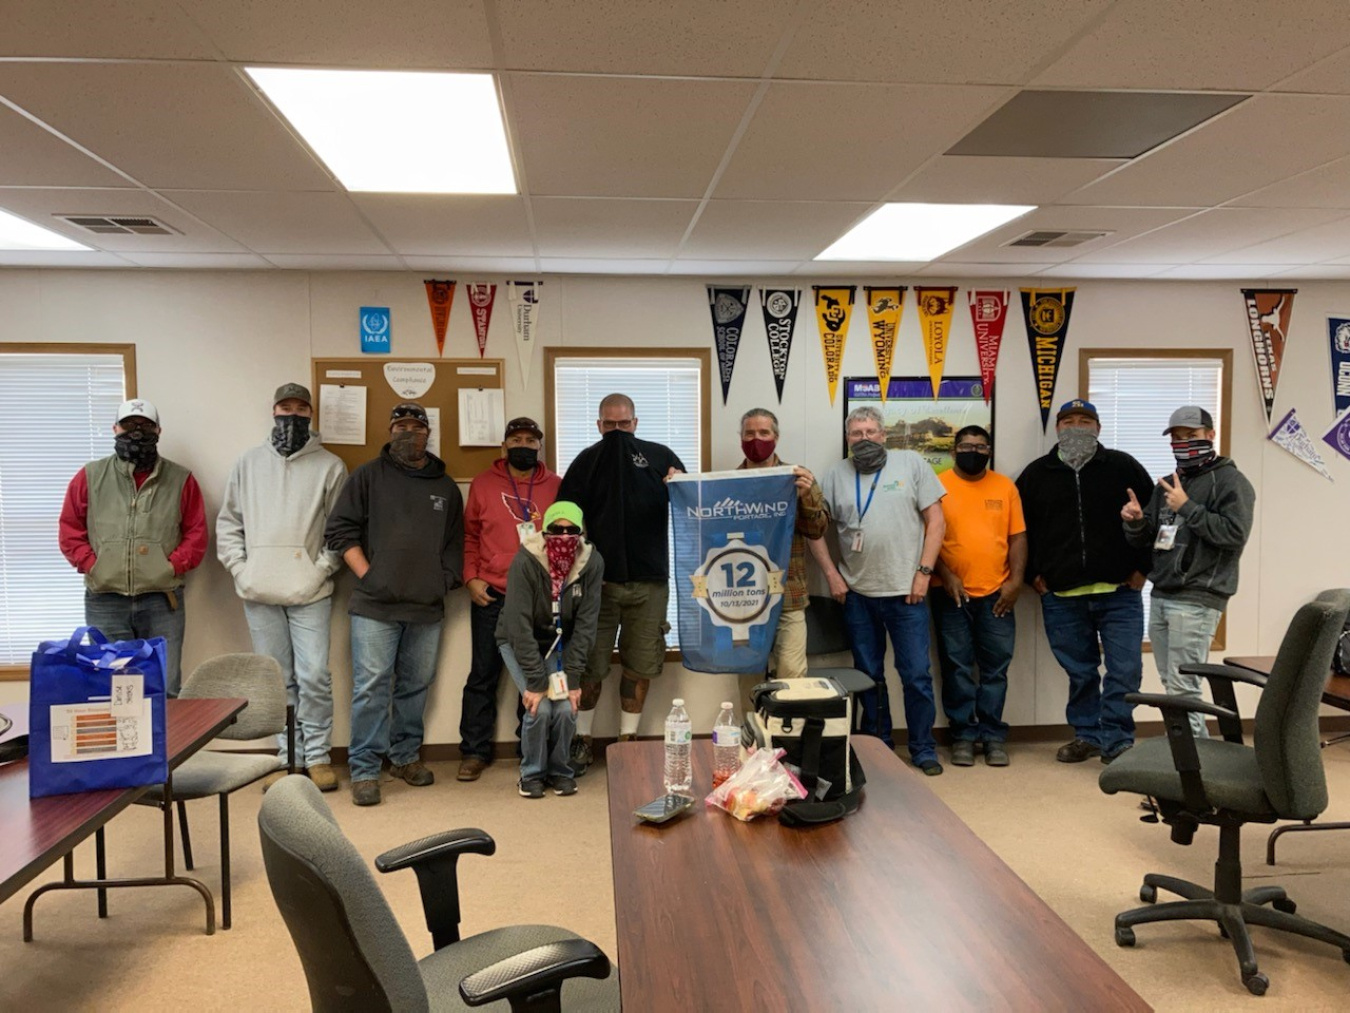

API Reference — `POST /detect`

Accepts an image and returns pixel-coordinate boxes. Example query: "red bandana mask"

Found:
[545,534,581,598]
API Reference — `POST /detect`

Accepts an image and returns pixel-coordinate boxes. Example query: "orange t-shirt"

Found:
[935,469,1026,598]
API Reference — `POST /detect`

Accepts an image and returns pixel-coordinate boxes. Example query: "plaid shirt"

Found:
[738,457,827,611]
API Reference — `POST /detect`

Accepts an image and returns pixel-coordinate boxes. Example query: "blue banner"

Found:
[360,306,391,353]
[669,468,797,675]
[1330,316,1350,416]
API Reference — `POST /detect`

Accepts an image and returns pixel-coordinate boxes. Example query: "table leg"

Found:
[96,828,108,918]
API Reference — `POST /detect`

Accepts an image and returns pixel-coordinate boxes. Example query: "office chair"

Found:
[140,652,293,929]
[804,594,876,731]
[258,776,616,1012]
[1100,596,1350,995]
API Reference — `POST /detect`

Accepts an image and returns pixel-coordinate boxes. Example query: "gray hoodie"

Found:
[217,434,347,607]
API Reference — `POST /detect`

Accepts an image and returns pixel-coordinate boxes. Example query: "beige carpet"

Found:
[2,740,1348,1011]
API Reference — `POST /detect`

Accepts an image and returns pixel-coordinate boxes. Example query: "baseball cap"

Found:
[1163,406,1214,434]
[504,416,544,440]
[116,399,159,425]
[543,501,584,532]
[273,382,312,407]
[1056,399,1099,423]
[390,402,430,428]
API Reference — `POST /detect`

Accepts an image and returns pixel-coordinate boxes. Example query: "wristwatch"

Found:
[916,564,934,576]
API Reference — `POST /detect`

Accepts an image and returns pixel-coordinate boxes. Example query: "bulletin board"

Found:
[311,357,505,481]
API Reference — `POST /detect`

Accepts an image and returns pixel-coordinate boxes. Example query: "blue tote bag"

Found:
[28,627,169,799]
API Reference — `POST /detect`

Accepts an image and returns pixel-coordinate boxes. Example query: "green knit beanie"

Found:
[543,500,584,531]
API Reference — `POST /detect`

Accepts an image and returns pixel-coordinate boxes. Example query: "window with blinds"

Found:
[0,350,129,668]
[550,355,706,648]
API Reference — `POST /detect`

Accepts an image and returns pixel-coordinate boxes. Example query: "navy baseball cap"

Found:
[1056,399,1099,423]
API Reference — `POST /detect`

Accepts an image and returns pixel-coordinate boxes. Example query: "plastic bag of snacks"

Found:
[705,747,805,822]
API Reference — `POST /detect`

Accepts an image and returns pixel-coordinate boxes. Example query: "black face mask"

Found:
[114,430,159,470]
[506,446,539,473]
[954,451,989,477]
[271,414,311,457]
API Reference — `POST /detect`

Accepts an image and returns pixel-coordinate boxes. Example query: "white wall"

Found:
[2,269,1347,739]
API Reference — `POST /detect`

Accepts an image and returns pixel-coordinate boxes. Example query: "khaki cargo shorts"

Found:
[582,580,670,684]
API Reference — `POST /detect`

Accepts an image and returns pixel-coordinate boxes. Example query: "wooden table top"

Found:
[1224,656,1350,710]
[0,697,247,905]
[606,737,1150,1012]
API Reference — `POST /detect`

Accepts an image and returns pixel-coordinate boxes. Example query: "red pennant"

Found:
[466,282,497,358]
[424,279,456,357]
[967,290,1010,404]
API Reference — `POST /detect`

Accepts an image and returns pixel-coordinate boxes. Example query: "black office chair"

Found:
[1099,596,1350,995]
[258,775,616,1012]
[804,594,880,731]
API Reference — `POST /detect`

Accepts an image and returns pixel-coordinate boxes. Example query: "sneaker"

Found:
[390,760,435,787]
[569,735,593,777]
[919,759,944,776]
[308,763,339,792]
[518,779,546,799]
[457,756,488,782]
[950,740,976,767]
[982,742,1010,767]
[260,770,289,792]
[551,776,578,797]
[1056,739,1102,763]
[351,779,381,806]
[1101,742,1134,764]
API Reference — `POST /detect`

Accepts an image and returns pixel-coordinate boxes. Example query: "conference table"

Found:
[606,736,1150,1011]
[0,697,247,936]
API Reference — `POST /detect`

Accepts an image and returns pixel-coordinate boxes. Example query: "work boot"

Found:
[1056,739,1101,763]
[1101,742,1134,764]
[260,770,289,792]
[308,763,339,792]
[982,742,1010,767]
[950,740,976,767]
[351,779,381,806]
[457,756,488,782]
[569,735,593,777]
[390,760,435,786]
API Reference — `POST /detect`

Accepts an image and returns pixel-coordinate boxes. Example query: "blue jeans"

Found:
[1150,596,1223,740]
[85,588,186,696]
[500,643,576,783]
[930,591,1015,743]
[1040,587,1143,753]
[244,598,334,767]
[842,591,937,764]
[348,614,443,781]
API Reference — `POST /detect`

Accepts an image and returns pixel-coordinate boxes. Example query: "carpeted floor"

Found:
[2,739,1348,1011]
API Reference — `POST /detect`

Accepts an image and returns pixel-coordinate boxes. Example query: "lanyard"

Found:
[855,469,880,523]
[547,601,565,672]
[507,468,537,523]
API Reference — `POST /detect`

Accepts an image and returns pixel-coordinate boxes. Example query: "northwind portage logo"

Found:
[686,497,791,520]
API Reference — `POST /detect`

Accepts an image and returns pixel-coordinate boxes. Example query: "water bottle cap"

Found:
[672,698,684,707]
[720,701,733,709]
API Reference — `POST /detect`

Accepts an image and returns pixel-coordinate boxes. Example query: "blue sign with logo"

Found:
[360,306,391,354]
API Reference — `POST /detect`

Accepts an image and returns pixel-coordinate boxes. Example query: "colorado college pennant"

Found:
[708,286,751,406]
[423,279,456,357]
[813,286,856,406]
[916,287,957,399]
[968,290,1010,404]
[1242,288,1297,423]
[1021,287,1076,431]
[864,287,905,403]
[760,288,801,403]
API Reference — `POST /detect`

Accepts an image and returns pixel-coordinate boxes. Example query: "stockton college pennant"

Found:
[708,286,751,405]
[915,287,957,399]
[423,279,456,357]
[813,286,856,405]
[465,283,497,358]
[1021,287,1076,431]
[508,280,543,389]
[968,290,1010,404]
[864,287,905,403]
[1241,288,1296,423]
[759,288,801,403]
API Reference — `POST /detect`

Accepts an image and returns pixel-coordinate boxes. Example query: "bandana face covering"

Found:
[544,533,581,598]
[272,414,311,457]
[389,430,428,468]
[1172,438,1215,471]
[849,439,887,474]
[741,438,776,464]
[1057,428,1098,471]
[114,429,159,470]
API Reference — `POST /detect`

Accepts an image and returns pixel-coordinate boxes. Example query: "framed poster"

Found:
[841,376,993,475]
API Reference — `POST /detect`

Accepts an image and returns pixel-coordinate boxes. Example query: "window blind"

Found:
[0,354,126,665]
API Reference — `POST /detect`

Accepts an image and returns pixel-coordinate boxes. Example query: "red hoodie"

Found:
[463,459,561,593]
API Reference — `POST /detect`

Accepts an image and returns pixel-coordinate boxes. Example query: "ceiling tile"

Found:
[1034,262,1172,278]
[666,260,804,276]
[775,0,1115,84]
[537,258,671,274]
[0,106,132,188]
[1149,264,1299,280]
[262,254,406,270]
[891,156,1124,204]
[1032,0,1350,90]
[682,201,873,260]
[937,206,1198,263]
[507,75,756,198]
[403,256,541,273]
[1069,208,1343,263]
[531,198,697,258]
[0,188,248,252]
[715,82,1010,201]
[793,261,928,277]
[164,191,389,254]
[1227,155,1350,209]
[0,250,133,267]
[351,195,533,256]
[1268,264,1350,279]
[1200,216,1350,264]
[1273,54,1350,95]
[916,263,1053,278]
[0,63,333,190]
[0,0,214,59]
[117,252,274,269]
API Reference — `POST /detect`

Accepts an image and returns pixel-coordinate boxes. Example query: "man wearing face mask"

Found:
[930,426,1026,767]
[457,417,561,782]
[216,383,348,791]
[811,406,947,774]
[1016,399,1153,765]
[1122,406,1255,739]
[60,399,208,695]
[325,402,464,806]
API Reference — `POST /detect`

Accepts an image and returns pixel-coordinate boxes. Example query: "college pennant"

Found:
[1324,407,1350,465]
[1020,287,1077,431]
[759,288,801,403]
[507,280,543,389]
[915,287,957,399]
[423,279,456,357]
[465,283,497,358]
[708,286,751,405]
[864,287,905,403]
[813,286,856,405]
[1241,288,1297,423]
[1328,316,1350,416]
[968,290,1010,404]
[1268,407,1333,481]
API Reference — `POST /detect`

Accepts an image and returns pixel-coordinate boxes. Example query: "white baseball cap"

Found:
[116,399,159,425]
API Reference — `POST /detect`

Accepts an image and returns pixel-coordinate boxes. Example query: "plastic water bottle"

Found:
[663,699,692,795]
[712,702,741,787]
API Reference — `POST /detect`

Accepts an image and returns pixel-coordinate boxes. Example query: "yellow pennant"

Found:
[813,286,856,405]
[916,286,957,398]
[864,286,905,403]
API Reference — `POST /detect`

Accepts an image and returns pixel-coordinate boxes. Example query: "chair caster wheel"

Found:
[1272,897,1296,914]
[1139,884,1157,904]
[1115,926,1135,947]
[1243,972,1269,996]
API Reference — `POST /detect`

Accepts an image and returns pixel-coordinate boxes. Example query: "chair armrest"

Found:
[1125,692,1239,722]
[459,939,611,1008]
[1123,694,1223,814]
[1179,663,1268,690]
[374,829,496,950]
[374,829,495,873]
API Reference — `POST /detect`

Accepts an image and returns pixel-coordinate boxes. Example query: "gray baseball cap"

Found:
[1163,406,1214,433]
[274,382,312,407]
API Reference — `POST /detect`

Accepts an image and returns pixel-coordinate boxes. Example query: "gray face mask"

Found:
[1057,427,1099,470]
[849,439,888,474]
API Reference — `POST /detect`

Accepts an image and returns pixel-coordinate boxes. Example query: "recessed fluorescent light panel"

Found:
[247,68,517,194]
[0,208,90,251]
[815,203,1036,262]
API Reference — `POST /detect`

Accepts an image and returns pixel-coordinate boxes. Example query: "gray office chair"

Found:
[258,775,616,1012]
[140,652,292,929]
[804,594,882,731]
[1100,596,1350,995]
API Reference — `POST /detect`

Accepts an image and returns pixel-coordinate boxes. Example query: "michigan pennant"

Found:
[423,279,456,357]
[1268,407,1332,481]
[968,290,1010,404]
[1021,287,1076,431]
[813,286,855,405]
[1241,288,1297,423]
[864,287,905,403]
[708,286,751,405]
[508,280,543,390]
[1328,316,1350,416]
[465,283,497,358]
[759,288,801,403]
[916,287,957,399]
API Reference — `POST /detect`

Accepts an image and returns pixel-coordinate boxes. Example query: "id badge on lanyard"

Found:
[853,469,880,553]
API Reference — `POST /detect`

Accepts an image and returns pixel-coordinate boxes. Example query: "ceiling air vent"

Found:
[57,215,180,236]
[1004,229,1110,249]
